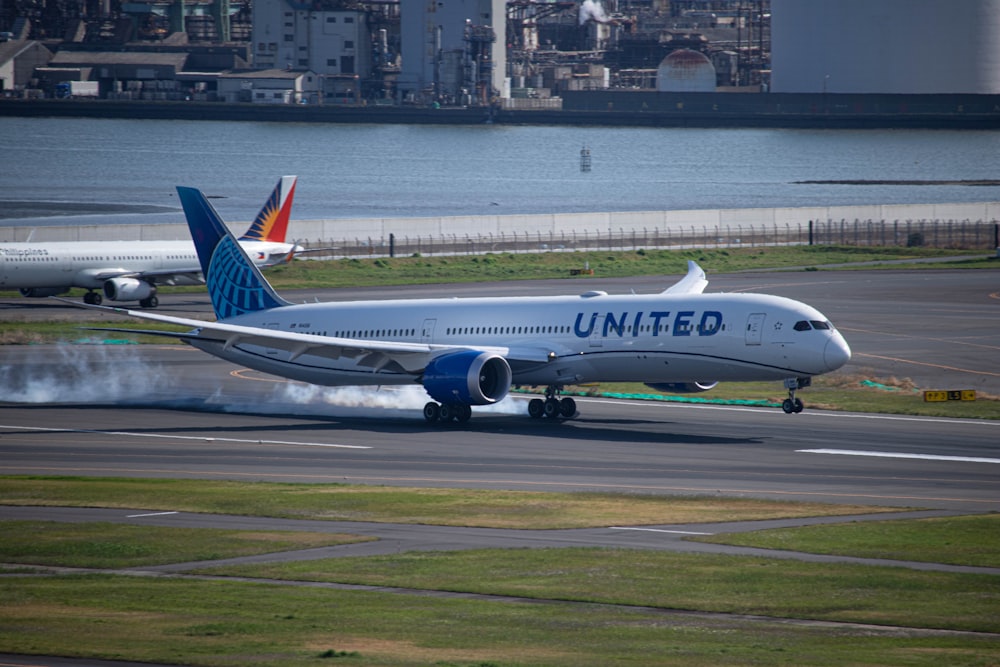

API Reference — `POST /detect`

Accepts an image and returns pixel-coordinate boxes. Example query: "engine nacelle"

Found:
[422,350,512,405]
[103,277,154,302]
[19,287,68,298]
[644,381,719,394]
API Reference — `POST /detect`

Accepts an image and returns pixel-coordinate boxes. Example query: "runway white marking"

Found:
[610,527,713,535]
[127,511,179,518]
[0,424,370,450]
[798,449,1000,464]
[579,397,1000,427]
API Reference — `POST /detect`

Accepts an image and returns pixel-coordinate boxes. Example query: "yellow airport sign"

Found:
[923,390,976,402]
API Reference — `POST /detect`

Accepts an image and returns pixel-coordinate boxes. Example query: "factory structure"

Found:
[2,0,1000,110]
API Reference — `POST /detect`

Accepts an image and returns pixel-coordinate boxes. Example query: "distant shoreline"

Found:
[0,201,179,220]
[3,95,1000,130]
[796,180,1000,187]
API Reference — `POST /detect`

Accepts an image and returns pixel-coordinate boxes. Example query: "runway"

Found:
[1,343,998,512]
[1,267,999,517]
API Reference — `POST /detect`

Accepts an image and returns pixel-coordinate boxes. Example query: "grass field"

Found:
[2,247,998,665]
[1,477,998,666]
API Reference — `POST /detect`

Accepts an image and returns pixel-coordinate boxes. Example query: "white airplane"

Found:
[80,185,852,422]
[0,176,301,309]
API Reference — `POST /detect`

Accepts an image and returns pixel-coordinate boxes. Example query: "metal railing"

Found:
[299,219,999,259]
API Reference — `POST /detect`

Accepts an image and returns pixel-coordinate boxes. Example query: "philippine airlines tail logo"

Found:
[239,175,297,243]
[177,186,289,320]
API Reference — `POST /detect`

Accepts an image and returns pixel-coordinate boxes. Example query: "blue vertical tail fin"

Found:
[177,186,291,320]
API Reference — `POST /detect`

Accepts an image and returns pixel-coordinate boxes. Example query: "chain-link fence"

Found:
[301,219,999,259]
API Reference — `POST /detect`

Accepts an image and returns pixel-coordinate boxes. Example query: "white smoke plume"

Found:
[1,343,527,421]
[579,0,609,25]
[0,343,176,404]
[226,381,527,419]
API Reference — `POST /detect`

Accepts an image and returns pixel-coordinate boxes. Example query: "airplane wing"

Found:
[67,301,525,374]
[662,260,708,295]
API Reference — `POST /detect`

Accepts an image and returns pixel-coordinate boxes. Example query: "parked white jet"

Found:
[80,185,851,421]
[1,176,300,308]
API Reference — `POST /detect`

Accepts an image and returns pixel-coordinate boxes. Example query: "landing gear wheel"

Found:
[423,402,440,423]
[84,292,102,306]
[543,397,560,419]
[139,295,159,309]
[438,403,455,422]
[534,385,576,421]
[782,398,795,414]
[559,397,576,418]
[793,398,804,413]
[455,405,472,423]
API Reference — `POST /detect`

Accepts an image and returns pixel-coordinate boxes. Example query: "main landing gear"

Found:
[782,377,810,414]
[83,291,103,305]
[528,385,577,420]
[423,401,472,424]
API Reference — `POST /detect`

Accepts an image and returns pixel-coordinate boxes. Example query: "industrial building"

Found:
[0,0,768,102]
[2,0,1000,120]
[399,0,505,105]
[771,0,1000,94]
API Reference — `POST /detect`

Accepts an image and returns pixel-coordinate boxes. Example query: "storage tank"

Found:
[771,0,1000,94]
[656,49,716,92]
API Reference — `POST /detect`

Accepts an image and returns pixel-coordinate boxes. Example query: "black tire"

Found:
[528,398,544,418]
[455,405,472,423]
[543,397,560,419]
[559,397,576,418]
[782,398,795,414]
[423,402,440,422]
[793,398,804,413]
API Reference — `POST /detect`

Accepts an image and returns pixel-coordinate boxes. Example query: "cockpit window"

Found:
[794,320,812,331]
[811,320,831,330]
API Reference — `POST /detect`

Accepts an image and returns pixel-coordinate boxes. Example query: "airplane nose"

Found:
[824,336,852,372]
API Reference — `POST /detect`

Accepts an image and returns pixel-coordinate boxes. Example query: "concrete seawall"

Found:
[3,96,999,129]
[2,202,998,244]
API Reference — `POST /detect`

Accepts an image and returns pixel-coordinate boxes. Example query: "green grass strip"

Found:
[198,547,1000,634]
[3,574,998,666]
[0,476,900,529]
[0,520,372,568]
[691,514,1000,568]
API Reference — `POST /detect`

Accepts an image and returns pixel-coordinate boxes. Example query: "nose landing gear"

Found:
[782,377,811,414]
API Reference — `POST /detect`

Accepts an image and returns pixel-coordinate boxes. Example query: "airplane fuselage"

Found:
[192,290,850,389]
[0,240,293,292]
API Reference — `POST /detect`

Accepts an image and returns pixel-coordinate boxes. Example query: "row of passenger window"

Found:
[330,329,416,339]
[5,255,195,262]
[446,324,570,336]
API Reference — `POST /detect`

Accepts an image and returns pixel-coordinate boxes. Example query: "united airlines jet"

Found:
[80,185,851,422]
[1,176,300,308]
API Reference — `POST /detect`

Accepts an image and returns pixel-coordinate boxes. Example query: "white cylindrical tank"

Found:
[656,49,716,92]
[771,0,1000,94]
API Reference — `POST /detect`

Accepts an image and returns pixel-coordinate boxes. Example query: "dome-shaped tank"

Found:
[656,49,716,92]
[771,0,1000,94]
